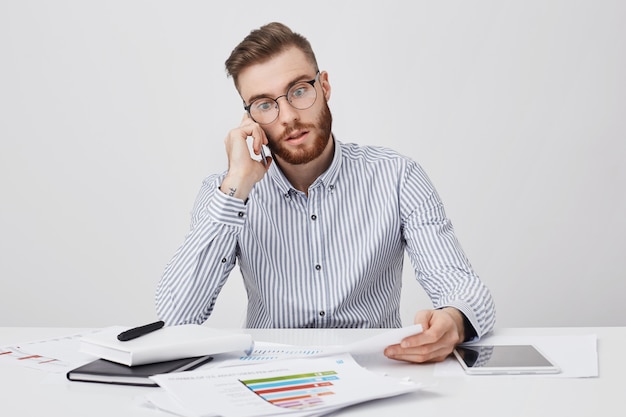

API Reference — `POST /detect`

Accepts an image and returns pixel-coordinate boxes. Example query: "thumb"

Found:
[413,310,434,331]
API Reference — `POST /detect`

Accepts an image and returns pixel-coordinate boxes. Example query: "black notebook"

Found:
[66,355,213,387]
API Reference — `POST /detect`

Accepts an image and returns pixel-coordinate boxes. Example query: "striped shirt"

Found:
[155,139,496,336]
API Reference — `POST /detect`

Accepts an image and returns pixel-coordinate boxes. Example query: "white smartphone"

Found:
[453,344,561,375]
[246,136,271,166]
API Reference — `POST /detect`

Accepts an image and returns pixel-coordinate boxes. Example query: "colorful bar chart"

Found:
[240,370,339,410]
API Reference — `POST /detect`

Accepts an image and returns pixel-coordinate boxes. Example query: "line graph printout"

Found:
[238,345,327,362]
[214,324,424,369]
[203,342,332,370]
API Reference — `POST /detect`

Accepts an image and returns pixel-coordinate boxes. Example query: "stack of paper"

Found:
[144,324,426,417]
[148,353,422,417]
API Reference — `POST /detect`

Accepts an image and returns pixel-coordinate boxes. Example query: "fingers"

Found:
[240,113,268,155]
[384,342,452,363]
[224,114,271,170]
[413,309,433,333]
[384,309,462,364]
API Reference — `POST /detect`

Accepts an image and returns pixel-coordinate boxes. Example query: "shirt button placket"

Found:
[310,200,321,274]
[309,189,326,325]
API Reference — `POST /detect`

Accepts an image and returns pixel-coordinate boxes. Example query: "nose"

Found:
[275,96,299,124]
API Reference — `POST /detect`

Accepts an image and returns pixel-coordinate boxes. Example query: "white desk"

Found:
[0,327,621,417]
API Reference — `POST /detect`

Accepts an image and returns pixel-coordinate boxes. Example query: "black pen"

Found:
[117,320,165,341]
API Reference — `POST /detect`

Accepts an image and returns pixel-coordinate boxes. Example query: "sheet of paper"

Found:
[143,391,329,417]
[338,323,423,355]
[202,324,423,369]
[236,343,329,362]
[0,330,98,373]
[151,353,421,417]
[143,391,220,417]
[435,333,598,378]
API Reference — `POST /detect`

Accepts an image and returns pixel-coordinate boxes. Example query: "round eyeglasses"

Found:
[244,72,320,125]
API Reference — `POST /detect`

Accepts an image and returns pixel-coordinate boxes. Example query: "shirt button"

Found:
[238,212,244,217]
[319,311,326,317]
[315,264,321,271]
[221,258,227,263]
[311,214,317,221]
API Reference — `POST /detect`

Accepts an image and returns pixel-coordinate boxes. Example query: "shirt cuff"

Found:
[208,188,248,227]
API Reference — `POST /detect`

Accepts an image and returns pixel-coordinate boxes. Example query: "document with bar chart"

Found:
[240,369,340,410]
[151,353,421,417]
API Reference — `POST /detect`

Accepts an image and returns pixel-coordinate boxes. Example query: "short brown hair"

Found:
[225,22,319,89]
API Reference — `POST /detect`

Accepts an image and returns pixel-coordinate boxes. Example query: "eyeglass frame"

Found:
[243,72,321,125]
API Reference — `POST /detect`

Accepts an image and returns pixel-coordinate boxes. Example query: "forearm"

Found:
[405,221,496,339]
[155,220,239,325]
[401,171,495,339]
[156,178,246,325]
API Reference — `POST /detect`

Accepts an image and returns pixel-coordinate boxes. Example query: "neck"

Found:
[275,135,335,195]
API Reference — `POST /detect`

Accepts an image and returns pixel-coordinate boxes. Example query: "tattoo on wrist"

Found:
[228,187,237,197]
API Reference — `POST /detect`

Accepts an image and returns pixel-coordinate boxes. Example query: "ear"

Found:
[319,71,331,101]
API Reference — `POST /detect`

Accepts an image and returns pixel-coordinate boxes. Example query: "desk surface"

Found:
[0,327,622,417]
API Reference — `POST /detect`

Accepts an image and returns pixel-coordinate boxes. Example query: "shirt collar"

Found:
[267,135,343,195]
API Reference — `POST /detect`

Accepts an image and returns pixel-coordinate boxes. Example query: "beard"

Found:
[265,99,333,165]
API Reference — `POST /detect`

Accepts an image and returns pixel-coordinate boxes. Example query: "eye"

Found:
[290,84,309,99]
[253,99,274,112]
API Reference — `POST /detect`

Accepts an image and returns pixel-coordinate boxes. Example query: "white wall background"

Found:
[1,0,624,329]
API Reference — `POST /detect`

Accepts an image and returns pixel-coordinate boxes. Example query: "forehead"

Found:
[238,47,316,101]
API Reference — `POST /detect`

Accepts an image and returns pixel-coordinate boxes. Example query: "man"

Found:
[156,22,495,363]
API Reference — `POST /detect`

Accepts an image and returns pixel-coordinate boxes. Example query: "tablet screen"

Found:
[454,345,560,374]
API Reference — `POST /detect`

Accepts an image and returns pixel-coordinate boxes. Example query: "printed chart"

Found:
[0,346,65,367]
[241,370,339,410]
[0,331,98,372]
[151,353,422,417]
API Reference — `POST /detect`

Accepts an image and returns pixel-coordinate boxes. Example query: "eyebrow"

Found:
[245,73,316,104]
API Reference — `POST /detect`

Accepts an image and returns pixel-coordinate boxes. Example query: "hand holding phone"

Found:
[246,136,271,167]
[220,114,271,200]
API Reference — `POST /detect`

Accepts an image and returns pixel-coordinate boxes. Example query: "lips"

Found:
[284,129,309,142]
